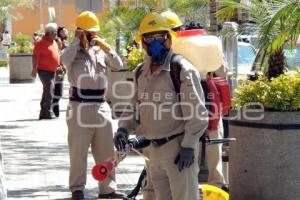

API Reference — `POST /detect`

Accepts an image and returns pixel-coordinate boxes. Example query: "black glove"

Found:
[128,136,151,150]
[114,127,128,151]
[174,147,195,172]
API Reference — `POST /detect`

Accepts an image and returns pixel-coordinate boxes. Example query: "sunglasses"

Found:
[142,33,168,44]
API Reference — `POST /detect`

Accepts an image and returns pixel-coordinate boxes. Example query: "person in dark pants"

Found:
[52,27,68,117]
[32,23,60,119]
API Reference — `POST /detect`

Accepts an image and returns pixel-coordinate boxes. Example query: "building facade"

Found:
[9,0,110,37]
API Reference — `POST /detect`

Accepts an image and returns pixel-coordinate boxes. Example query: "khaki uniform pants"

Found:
[200,120,226,187]
[142,148,155,200]
[66,101,116,194]
[148,136,200,200]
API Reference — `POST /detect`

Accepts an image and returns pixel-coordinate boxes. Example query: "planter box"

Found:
[229,110,300,200]
[107,69,134,117]
[9,53,34,83]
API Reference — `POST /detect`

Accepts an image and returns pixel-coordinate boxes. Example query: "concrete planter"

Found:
[229,110,300,200]
[107,69,134,117]
[9,53,34,83]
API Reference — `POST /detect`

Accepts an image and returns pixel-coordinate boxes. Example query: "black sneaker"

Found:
[221,185,229,193]
[53,104,59,117]
[39,115,54,120]
[39,113,54,120]
[98,191,125,199]
[72,190,84,200]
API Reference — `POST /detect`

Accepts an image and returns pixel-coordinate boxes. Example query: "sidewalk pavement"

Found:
[0,67,144,200]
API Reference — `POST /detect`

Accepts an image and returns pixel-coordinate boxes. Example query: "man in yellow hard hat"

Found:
[61,11,125,199]
[115,12,208,200]
[161,10,184,32]
[162,10,228,191]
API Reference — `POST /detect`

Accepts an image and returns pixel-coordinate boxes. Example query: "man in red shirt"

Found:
[32,23,60,119]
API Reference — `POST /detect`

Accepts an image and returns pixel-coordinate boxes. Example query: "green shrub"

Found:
[0,61,7,67]
[127,47,145,71]
[8,33,33,54]
[233,69,300,111]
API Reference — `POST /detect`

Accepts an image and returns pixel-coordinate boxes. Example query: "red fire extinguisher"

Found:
[206,77,221,131]
[206,76,232,131]
[212,77,231,116]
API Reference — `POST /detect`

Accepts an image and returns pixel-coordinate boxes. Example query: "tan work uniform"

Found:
[61,38,123,194]
[119,50,208,200]
[199,64,228,188]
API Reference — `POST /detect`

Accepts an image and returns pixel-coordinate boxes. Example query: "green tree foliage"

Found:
[99,0,208,45]
[99,7,146,47]
[0,0,34,22]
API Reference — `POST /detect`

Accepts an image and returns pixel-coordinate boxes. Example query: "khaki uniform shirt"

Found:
[61,38,123,89]
[119,50,208,149]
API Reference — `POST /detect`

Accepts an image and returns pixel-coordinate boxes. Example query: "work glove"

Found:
[91,36,111,53]
[128,136,151,150]
[174,147,195,172]
[114,127,129,151]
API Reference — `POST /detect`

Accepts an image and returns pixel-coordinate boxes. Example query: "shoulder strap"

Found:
[135,54,183,95]
[135,62,144,84]
[170,53,183,95]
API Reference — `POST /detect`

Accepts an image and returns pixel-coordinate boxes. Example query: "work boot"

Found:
[72,190,84,200]
[98,191,125,199]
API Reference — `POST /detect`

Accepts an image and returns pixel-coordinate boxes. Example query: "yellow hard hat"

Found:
[136,12,176,44]
[200,185,229,200]
[161,10,183,29]
[76,11,100,32]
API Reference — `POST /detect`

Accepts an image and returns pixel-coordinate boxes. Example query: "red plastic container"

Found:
[176,29,205,37]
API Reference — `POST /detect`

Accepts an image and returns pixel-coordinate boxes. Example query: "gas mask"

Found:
[143,33,169,65]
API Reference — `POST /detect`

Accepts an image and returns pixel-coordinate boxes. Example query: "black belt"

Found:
[69,87,106,103]
[150,132,183,147]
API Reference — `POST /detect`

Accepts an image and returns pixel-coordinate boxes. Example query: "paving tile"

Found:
[0,68,144,199]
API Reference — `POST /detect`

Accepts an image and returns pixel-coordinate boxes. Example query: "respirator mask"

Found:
[143,32,169,65]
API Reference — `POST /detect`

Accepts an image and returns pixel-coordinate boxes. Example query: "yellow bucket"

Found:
[199,184,229,200]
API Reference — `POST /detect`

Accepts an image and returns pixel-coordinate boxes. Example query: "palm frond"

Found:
[259,0,299,51]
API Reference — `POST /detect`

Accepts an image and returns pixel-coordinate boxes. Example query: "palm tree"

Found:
[218,0,299,79]
[210,0,218,33]
[259,0,300,77]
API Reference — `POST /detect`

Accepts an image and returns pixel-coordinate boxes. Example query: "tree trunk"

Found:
[267,48,287,79]
[210,0,218,33]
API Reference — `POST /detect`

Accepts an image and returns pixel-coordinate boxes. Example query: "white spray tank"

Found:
[173,29,223,78]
